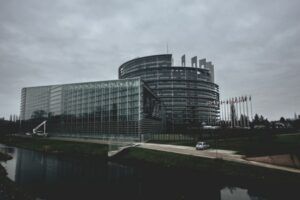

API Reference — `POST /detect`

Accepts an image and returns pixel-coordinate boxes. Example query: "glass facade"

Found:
[119,54,219,132]
[20,78,163,137]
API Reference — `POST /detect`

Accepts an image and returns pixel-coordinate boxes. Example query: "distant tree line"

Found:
[251,113,300,130]
[251,114,271,128]
[1,110,299,136]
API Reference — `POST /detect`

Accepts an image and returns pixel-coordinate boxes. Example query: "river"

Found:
[0,144,296,200]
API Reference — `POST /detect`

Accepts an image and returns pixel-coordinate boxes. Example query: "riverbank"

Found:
[0,152,34,200]
[0,137,108,200]
[1,135,300,199]
[112,147,300,185]
[0,136,108,158]
[2,135,300,182]
[0,151,12,161]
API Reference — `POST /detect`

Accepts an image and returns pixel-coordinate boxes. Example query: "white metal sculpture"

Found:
[32,120,47,137]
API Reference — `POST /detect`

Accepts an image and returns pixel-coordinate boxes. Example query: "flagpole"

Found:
[233,99,236,128]
[227,99,230,127]
[234,97,239,126]
[231,99,233,128]
[233,98,235,128]
[246,95,249,127]
[229,99,231,128]
[227,100,230,127]
[224,100,226,126]
[250,95,253,121]
[238,98,241,127]
[225,100,227,126]
[236,98,239,127]
[229,100,231,128]
[233,99,235,128]
[244,96,246,127]
[238,97,241,127]
[242,96,245,127]
[220,101,223,125]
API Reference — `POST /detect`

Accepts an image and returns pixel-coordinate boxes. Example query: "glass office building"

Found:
[20,78,163,137]
[119,54,219,132]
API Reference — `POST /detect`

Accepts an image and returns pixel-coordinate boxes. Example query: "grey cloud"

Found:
[0,0,299,120]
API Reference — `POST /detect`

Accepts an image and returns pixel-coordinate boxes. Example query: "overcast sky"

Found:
[0,0,299,120]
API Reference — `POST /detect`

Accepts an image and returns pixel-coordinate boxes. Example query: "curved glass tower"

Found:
[119,54,219,132]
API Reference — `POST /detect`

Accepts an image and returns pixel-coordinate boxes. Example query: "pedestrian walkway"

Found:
[137,143,300,174]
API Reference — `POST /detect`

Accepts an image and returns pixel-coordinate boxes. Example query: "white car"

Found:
[195,141,210,150]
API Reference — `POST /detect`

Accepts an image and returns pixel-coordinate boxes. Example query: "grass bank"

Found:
[210,133,300,157]
[149,133,300,157]
[112,147,300,185]
[0,136,108,158]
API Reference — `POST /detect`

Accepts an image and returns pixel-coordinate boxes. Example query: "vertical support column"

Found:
[117,81,120,134]
[81,87,84,137]
[171,69,174,133]
[156,57,159,91]
[75,87,78,137]
[44,121,46,134]
[101,85,103,134]
[72,88,75,136]
[126,80,129,134]
[138,79,141,136]
[94,85,97,137]
[185,66,187,124]
[108,83,111,134]
[87,85,90,137]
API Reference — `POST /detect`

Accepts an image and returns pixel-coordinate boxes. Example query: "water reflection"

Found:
[0,144,274,200]
[0,145,17,180]
[221,187,265,200]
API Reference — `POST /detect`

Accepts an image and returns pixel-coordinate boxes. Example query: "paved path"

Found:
[137,143,300,174]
